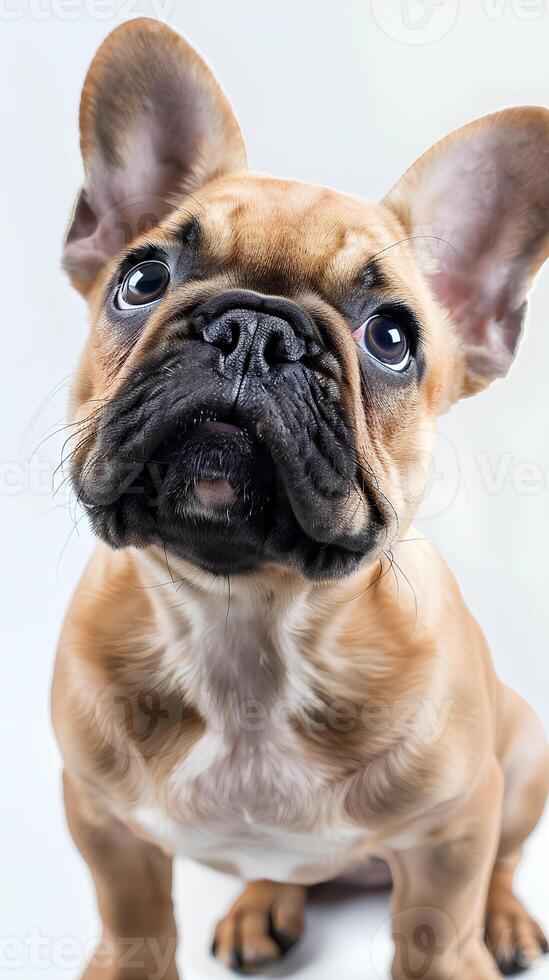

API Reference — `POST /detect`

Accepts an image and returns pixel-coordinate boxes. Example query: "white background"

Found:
[1,1,548,978]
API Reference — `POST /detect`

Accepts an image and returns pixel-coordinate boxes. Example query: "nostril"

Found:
[262,325,305,366]
[202,317,240,355]
[263,330,287,366]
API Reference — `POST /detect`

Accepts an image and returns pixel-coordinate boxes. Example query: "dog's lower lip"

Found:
[200,421,243,435]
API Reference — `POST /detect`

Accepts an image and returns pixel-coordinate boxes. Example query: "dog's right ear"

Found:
[63,18,247,294]
[384,108,549,397]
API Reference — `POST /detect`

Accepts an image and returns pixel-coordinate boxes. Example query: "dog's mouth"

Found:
[74,373,384,578]
[128,416,276,524]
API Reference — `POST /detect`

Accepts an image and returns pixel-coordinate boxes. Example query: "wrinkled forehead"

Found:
[162,172,424,303]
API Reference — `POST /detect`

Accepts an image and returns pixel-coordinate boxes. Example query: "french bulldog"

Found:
[53,18,549,980]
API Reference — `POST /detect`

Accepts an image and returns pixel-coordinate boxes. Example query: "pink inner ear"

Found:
[433,267,526,377]
[63,21,247,288]
[406,131,543,379]
[64,108,204,283]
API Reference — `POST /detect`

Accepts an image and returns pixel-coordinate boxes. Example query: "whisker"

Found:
[348,554,388,603]
[366,234,458,266]
[384,548,418,630]
[56,510,88,577]
[21,374,72,445]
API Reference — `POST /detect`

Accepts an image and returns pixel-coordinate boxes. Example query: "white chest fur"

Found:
[132,576,373,882]
[134,731,369,882]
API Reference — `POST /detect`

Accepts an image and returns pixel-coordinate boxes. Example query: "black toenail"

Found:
[229,948,244,973]
[499,955,531,976]
[270,926,299,955]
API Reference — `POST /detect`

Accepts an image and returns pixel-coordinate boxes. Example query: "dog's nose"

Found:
[199,301,307,376]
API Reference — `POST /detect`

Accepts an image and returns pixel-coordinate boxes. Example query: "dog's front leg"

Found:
[388,758,503,980]
[63,772,179,980]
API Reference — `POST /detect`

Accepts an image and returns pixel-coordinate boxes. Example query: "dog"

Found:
[52,18,549,980]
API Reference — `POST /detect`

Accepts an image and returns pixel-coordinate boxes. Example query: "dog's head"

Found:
[64,19,548,580]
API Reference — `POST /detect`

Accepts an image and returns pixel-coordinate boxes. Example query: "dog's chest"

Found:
[132,597,371,881]
[135,723,368,881]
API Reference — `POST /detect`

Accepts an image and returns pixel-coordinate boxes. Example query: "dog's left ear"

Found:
[384,108,549,396]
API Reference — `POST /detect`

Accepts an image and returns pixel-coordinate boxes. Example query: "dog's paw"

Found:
[211,881,306,974]
[486,895,548,975]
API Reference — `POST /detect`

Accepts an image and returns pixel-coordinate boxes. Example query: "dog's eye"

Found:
[116,261,170,309]
[353,314,411,372]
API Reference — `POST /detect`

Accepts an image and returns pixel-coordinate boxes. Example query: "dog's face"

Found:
[64,20,548,580]
[69,176,447,579]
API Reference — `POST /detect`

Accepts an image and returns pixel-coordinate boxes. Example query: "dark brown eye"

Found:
[353,314,411,372]
[117,260,170,309]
